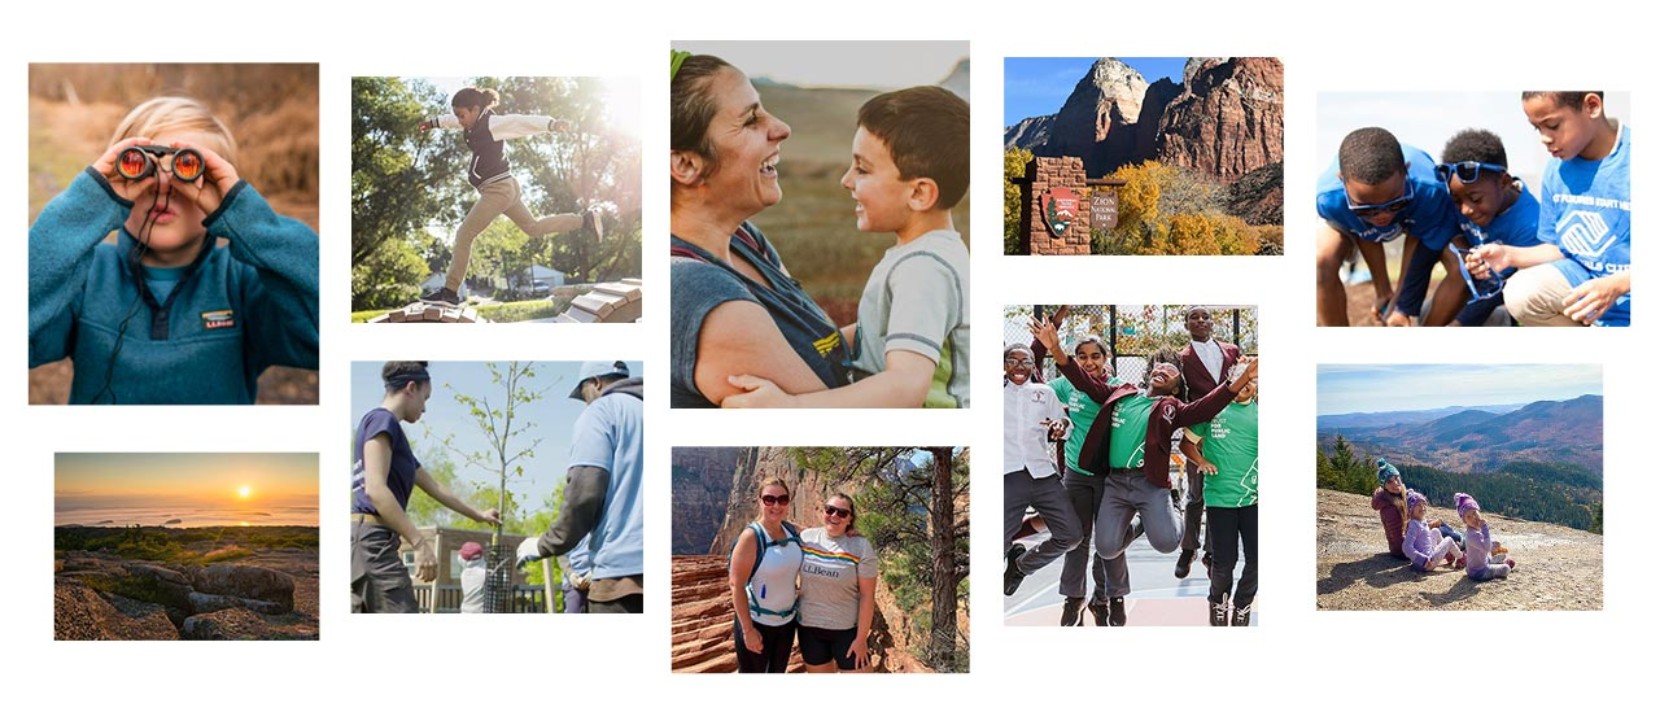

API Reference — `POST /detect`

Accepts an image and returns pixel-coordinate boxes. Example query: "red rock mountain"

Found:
[1006,57,1284,183]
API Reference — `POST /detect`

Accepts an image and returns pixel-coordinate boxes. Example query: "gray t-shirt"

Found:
[797,527,877,630]
[848,229,970,408]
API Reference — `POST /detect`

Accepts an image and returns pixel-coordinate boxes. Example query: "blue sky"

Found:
[1004,57,1190,126]
[350,361,640,514]
[1318,364,1601,415]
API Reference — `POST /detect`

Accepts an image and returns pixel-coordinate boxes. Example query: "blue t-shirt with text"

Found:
[1539,124,1631,326]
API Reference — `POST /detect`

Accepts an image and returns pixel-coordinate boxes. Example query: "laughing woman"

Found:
[798,493,878,673]
[669,52,851,408]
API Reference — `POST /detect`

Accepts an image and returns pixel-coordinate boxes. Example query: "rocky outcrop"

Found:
[708,448,877,554]
[54,554,304,640]
[191,564,295,614]
[1007,57,1283,183]
[1316,489,1602,610]
[671,447,750,554]
[1154,57,1285,182]
[54,578,179,640]
[181,608,283,640]
[1004,114,1056,151]
[1227,162,1285,225]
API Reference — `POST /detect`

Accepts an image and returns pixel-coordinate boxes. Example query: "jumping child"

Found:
[418,86,601,306]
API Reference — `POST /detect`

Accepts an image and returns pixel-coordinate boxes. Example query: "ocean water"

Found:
[55,506,319,528]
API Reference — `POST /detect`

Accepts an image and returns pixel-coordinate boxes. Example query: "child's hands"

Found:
[92,137,159,203]
[723,374,800,409]
[1028,320,1061,355]
[1371,292,1394,323]
[1564,275,1627,325]
[417,120,434,132]
[1384,309,1415,327]
[167,143,241,216]
[1469,244,1511,276]
[1044,417,1069,441]
[1197,460,1218,475]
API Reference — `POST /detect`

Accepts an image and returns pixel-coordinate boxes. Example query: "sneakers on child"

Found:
[1093,596,1126,627]
[1003,545,1027,596]
[1231,602,1252,627]
[1175,549,1196,579]
[1209,597,1229,627]
[1060,596,1085,627]
[420,286,461,307]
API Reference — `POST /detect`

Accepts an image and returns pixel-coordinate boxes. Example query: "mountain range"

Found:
[1317,395,1602,474]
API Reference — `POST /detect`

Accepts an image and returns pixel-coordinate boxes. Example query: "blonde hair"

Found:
[110,97,238,165]
[754,478,790,523]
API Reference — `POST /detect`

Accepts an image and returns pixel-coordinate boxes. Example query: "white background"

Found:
[6,1,1646,716]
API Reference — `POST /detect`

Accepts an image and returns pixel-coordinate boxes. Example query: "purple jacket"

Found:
[1464,522,1499,578]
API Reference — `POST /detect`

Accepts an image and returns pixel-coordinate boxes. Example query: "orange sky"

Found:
[56,453,318,526]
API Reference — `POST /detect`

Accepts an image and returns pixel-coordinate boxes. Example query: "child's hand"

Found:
[1469,244,1511,275]
[417,120,434,132]
[1044,417,1069,441]
[92,137,159,203]
[1198,460,1218,475]
[1028,320,1061,354]
[1384,309,1415,327]
[1371,292,1394,323]
[723,374,800,409]
[1564,275,1625,325]
[1236,356,1259,382]
[167,143,241,216]
[550,119,573,133]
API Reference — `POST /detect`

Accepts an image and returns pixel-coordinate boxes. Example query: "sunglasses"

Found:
[1346,181,1415,219]
[117,145,205,183]
[824,506,852,519]
[760,493,790,506]
[1435,161,1507,185]
[1004,358,1035,368]
[1450,245,1505,303]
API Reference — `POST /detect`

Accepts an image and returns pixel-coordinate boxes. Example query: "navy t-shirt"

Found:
[669,223,850,408]
[350,407,421,514]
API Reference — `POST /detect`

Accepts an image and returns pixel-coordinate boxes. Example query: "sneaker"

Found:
[1453,557,1467,570]
[420,286,461,307]
[1060,596,1085,627]
[1108,596,1127,626]
[583,208,604,243]
[1174,549,1195,579]
[1505,558,1516,568]
[1003,545,1027,596]
[1088,599,1111,626]
[1209,597,1229,627]
[1231,602,1252,627]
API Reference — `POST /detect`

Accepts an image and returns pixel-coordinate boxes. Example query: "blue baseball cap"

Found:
[570,361,630,399]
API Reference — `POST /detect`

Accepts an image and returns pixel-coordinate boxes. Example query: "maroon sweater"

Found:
[1054,358,1239,485]
[1371,488,1408,559]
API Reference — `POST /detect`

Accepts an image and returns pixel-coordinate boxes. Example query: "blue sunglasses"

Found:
[1450,245,1505,303]
[1346,181,1415,219]
[1435,161,1508,185]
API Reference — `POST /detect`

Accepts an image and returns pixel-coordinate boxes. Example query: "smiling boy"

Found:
[1437,129,1542,326]
[1469,92,1630,326]
[726,86,970,408]
[1315,127,1466,326]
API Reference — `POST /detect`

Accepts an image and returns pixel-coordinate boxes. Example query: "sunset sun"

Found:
[237,485,252,499]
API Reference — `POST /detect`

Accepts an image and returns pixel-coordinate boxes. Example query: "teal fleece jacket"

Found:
[29,168,319,404]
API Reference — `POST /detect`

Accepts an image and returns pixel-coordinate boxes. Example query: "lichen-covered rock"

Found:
[190,565,295,613]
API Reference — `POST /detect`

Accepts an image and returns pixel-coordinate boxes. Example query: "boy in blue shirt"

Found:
[1437,129,1542,326]
[1315,127,1467,326]
[723,87,971,408]
[1468,92,1630,326]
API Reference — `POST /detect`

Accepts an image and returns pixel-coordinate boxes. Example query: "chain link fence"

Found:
[1002,305,1258,385]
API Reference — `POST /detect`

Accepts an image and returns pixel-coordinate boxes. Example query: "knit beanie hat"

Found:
[1454,492,1480,517]
[1406,490,1426,511]
[1377,459,1401,484]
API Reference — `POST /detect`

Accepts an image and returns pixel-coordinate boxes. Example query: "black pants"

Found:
[1181,465,1209,556]
[735,617,796,673]
[1206,504,1258,607]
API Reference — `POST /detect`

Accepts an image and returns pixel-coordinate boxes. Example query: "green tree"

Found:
[440,361,559,547]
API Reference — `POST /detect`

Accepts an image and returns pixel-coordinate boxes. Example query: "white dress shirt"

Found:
[1004,380,1067,477]
[1191,338,1224,384]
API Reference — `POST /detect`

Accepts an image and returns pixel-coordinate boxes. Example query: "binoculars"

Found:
[116,145,205,183]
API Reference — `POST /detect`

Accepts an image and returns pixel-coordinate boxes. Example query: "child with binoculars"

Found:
[29,96,319,404]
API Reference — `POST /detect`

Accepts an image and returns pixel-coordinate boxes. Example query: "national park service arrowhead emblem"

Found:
[1041,187,1080,237]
